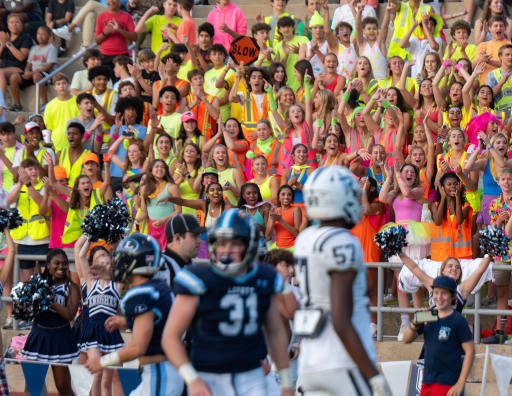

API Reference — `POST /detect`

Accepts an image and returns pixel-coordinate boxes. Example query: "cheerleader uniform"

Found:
[79,280,124,353]
[22,283,79,363]
[74,283,89,347]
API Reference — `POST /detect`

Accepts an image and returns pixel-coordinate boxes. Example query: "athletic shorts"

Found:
[420,383,459,396]
[198,366,267,396]
[18,243,48,270]
[493,267,511,286]
[130,361,183,396]
[298,367,372,396]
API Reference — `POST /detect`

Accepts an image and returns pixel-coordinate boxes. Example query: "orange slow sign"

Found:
[229,36,260,66]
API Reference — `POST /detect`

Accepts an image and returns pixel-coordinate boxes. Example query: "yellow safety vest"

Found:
[59,147,89,187]
[20,146,47,168]
[492,69,512,116]
[10,180,50,241]
[388,1,431,59]
[61,189,103,244]
[92,88,115,142]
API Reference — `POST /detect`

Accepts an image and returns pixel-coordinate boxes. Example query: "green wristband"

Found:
[342,91,350,103]
[331,117,337,126]
[304,79,312,99]
[267,86,278,111]
[382,100,390,109]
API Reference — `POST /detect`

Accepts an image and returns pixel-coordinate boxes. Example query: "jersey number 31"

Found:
[218,293,258,337]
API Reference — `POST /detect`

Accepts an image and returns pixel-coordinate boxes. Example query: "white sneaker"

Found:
[383,293,395,303]
[72,26,80,33]
[370,322,377,338]
[53,26,71,41]
[397,322,409,342]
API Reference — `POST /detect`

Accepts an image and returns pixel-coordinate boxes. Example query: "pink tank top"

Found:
[50,193,74,249]
[392,196,422,222]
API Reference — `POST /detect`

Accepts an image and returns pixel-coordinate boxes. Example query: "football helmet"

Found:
[112,233,162,282]
[207,209,260,276]
[303,165,362,226]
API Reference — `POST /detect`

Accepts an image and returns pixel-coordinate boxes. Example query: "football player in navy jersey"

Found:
[162,208,295,396]
[294,166,391,396]
[85,233,184,396]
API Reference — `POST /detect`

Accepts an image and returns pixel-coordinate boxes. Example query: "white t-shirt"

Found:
[331,4,376,31]
[12,146,55,168]
[294,226,376,373]
[408,36,443,79]
[237,92,265,114]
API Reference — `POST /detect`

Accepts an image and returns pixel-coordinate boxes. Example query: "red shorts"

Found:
[420,383,453,396]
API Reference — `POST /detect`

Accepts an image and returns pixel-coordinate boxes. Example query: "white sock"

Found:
[400,315,410,325]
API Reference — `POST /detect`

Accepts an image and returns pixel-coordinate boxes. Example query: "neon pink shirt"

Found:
[207,2,247,51]
[50,193,74,249]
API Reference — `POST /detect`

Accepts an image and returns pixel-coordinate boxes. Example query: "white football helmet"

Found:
[303,165,362,225]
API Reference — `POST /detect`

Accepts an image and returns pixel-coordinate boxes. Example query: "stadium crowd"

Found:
[0,0,510,392]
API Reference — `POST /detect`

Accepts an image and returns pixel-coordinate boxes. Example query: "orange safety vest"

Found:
[227,140,249,177]
[430,202,473,261]
[186,93,217,141]
[92,88,115,142]
[155,79,189,115]
[142,102,150,127]
[419,167,430,201]
[249,139,282,176]
[241,92,268,144]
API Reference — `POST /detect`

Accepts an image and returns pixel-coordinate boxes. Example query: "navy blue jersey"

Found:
[173,262,284,373]
[120,279,172,356]
[36,283,70,327]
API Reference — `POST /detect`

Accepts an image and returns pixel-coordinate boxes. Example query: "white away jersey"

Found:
[294,226,376,372]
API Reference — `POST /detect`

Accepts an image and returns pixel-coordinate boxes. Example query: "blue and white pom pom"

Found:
[81,198,130,243]
[479,225,511,258]
[0,208,23,230]
[11,273,54,321]
[374,225,409,259]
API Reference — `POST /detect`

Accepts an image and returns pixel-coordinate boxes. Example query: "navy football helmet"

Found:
[113,233,162,282]
[207,209,260,275]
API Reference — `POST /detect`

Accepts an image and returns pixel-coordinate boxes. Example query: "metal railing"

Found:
[34,42,138,112]
[367,261,512,344]
[5,254,512,342]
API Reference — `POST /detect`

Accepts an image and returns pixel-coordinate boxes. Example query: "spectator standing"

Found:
[46,0,74,54]
[486,43,512,123]
[10,26,57,110]
[175,0,196,45]
[260,0,297,48]
[330,0,376,37]
[206,0,247,51]
[94,0,136,70]
[67,93,105,154]
[44,73,79,153]
[403,276,474,396]
[0,122,23,207]
[70,49,111,96]
[474,15,511,84]
[0,13,31,111]
[135,0,181,59]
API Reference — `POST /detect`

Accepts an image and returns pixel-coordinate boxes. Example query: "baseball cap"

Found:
[181,111,197,123]
[53,166,67,180]
[82,152,99,165]
[203,167,218,176]
[432,276,457,294]
[24,121,41,133]
[165,214,206,241]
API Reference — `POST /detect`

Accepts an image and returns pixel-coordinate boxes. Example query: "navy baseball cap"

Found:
[432,276,457,294]
[165,214,205,241]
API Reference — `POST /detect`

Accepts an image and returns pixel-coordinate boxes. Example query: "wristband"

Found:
[112,134,119,140]
[442,60,451,68]
[95,134,103,142]
[331,116,337,126]
[277,367,293,389]
[342,91,350,103]
[178,363,199,385]
[83,132,91,141]
[267,87,278,111]
[454,63,462,71]
[381,100,390,109]
[100,351,121,368]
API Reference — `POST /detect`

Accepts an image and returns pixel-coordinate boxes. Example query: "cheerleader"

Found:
[379,159,431,341]
[74,235,124,396]
[21,249,80,396]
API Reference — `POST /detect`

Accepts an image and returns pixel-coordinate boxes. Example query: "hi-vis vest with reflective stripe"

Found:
[250,139,282,176]
[20,146,47,168]
[241,92,268,144]
[186,93,217,140]
[61,189,103,244]
[492,69,512,114]
[388,2,431,59]
[430,202,473,261]
[59,147,89,187]
[10,181,50,241]
[93,88,115,141]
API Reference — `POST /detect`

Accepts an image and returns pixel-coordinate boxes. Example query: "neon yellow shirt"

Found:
[44,96,79,152]
[205,66,235,121]
[144,14,182,59]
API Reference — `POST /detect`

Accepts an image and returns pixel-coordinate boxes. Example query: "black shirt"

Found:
[47,0,75,21]
[0,33,33,69]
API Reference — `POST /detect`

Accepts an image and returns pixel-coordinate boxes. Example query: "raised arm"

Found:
[399,60,418,109]
[458,255,492,299]
[398,252,434,290]
[462,62,484,111]
[378,162,396,204]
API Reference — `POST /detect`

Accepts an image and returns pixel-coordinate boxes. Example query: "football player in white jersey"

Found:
[294,166,391,396]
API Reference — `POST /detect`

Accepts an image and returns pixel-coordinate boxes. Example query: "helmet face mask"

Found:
[207,209,259,276]
[112,234,162,283]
